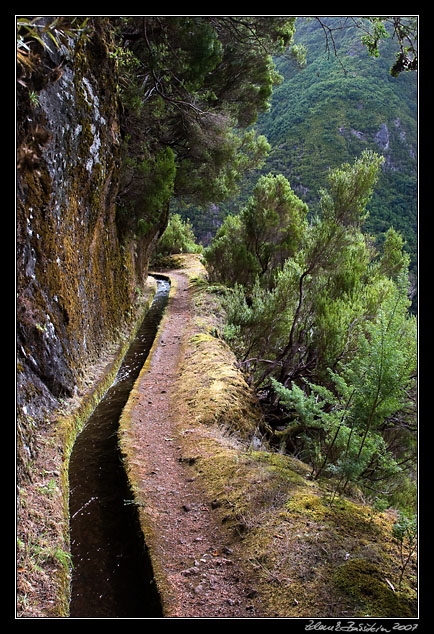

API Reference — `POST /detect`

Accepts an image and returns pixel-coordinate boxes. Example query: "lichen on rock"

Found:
[16,19,162,617]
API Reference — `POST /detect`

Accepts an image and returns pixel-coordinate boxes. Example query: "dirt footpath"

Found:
[119,266,264,618]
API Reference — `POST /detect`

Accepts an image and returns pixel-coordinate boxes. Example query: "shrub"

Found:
[153,213,202,259]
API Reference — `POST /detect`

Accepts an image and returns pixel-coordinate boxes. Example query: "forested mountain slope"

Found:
[189,17,417,275]
[259,17,417,264]
[16,16,418,619]
[202,19,418,543]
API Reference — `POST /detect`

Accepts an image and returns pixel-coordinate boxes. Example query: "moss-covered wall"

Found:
[16,20,152,484]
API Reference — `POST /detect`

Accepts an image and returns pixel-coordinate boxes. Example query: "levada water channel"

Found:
[68,277,169,618]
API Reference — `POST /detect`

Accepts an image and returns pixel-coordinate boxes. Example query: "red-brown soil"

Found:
[120,266,265,618]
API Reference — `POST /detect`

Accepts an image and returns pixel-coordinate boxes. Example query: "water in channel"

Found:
[68,277,169,618]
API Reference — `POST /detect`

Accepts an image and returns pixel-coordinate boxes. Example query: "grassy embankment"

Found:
[127,254,418,618]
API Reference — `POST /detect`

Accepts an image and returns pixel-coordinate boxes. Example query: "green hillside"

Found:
[186,17,417,273]
[258,17,417,263]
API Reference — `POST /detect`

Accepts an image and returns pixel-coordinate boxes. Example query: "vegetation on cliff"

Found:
[205,149,417,520]
[16,16,417,619]
[181,17,417,290]
[259,17,417,273]
[166,256,417,618]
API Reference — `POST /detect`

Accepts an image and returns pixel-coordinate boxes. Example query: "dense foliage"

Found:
[183,17,417,293]
[17,13,418,514]
[206,150,417,514]
[152,213,202,263]
[205,173,308,288]
[110,16,299,242]
[258,18,417,273]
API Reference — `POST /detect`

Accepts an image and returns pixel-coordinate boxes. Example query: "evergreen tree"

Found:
[253,151,385,388]
[153,213,202,259]
[205,173,307,289]
[270,265,416,499]
[112,16,298,241]
[209,151,416,509]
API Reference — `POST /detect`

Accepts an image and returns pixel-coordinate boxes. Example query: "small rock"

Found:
[215,557,233,566]
[181,567,199,577]
[181,504,192,512]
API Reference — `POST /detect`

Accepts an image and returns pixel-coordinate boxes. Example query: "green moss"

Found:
[189,332,216,345]
[324,495,381,537]
[248,451,308,485]
[177,313,261,438]
[286,490,327,519]
[118,256,417,618]
[333,558,413,617]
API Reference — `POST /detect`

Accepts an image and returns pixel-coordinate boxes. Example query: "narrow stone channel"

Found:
[68,277,170,618]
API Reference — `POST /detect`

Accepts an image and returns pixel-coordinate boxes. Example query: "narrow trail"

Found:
[121,268,264,618]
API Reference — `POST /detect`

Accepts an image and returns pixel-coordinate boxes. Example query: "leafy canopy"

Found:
[113,15,298,229]
[205,173,308,289]
[207,151,416,509]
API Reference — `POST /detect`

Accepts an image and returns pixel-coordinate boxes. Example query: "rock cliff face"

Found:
[16,21,152,483]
